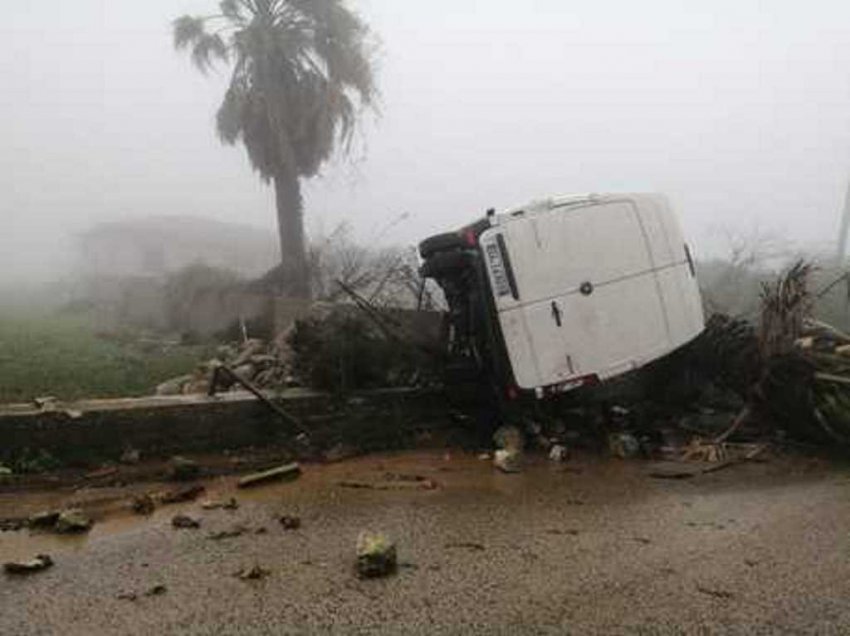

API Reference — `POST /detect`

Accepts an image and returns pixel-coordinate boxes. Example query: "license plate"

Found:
[485,240,511,297]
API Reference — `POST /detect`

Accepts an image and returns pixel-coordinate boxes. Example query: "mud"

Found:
[2,450,850,633]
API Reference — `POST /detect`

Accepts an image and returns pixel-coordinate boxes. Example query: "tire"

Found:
[419,232,466,259]
[419,249,470,279]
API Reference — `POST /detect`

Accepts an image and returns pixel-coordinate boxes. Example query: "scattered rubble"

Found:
[234,565,271,581]
[201,497,239,511]
[356,531,397,579]
[493,449,522,473]
[0,518,26,532]
[237,463,301,489]
[549,445,569,462]
[55,509,94,534]
[171,514,201,529]
[132,494,156,515]
[609,432,640,459]
[3,554,53,575]
[279,515,301,530]
[160,484,205,504]
[207,524,249,541]
[28,510,60,529]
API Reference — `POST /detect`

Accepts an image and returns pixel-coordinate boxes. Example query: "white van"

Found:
[419,193,704,399]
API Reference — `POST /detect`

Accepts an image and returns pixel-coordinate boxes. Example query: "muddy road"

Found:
[2,450,850,634]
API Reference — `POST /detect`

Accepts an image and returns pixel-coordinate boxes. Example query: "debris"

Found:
[493,425,525,452]
[155,374,193,396]
[549,444,569,462]
[0,465,11,477]
[120,448,141,465]
[237,462,301,489]
[444,541,485,551]
[33,396,58,410]
[64,409,83,419]
[356,531,397,579]
[55,509,93,534]
[144,584,167,597]
[171,514,201,529]
[477,452,492,461]
[3,554,54,575]
[168,456,200,482]
[160,484,205,504]
[279,515,301,530]
[131,494,156,515]
[493,449,522,473]
[696,584,735,600]
[85,466,118,480]
[207,524,249,541]
[116,592,138,602]
[234,565,271,581]
[323,442,359,463]
[609,432,640,459]
[201,497,239,511]
[28,511,60,529]
[0,518,26,532]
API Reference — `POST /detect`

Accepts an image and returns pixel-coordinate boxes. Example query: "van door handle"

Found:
[551,301,562,327]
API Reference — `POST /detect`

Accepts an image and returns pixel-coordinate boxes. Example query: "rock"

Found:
[168,456,200,481]
[234,565,270,580]
[171,514,201,529]
[160,484,205,504]
[55,509,93,534]
[493,425,525,452]
[120,448,141,465]
[201,497,239,511]
[28,511,60,529]
[144,584,167,597]
[356,531,397,579]
[609,432,640,459]
[549,444,569,462]
[3,554,53,575]
[279,515,301,530]
[131,494,156,515]
[207,524,249,541]
[493,449,522,473]
[155,374,192,396]
[237,463,301,489]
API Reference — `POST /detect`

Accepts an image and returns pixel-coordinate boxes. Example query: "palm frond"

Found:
[173,15,206,49]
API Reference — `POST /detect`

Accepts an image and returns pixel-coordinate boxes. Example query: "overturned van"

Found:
[419,193,704,400]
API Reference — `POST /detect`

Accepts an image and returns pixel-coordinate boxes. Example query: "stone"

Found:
[155,375,192,396]
[131,494,156,515]
[28,511,60,529]
[120,448,141,465]
[55,509,93,534]
[549,445,569,462]
[493,425,525,452]
[279,515,301,530]
[493,449,522,473]
[356,531,397,579]
[235,565,270,580]
[4,554,53,575]
[168,456,200,482]
[201,497,239,511]
[171,514,201,529]
[609,432,640,459]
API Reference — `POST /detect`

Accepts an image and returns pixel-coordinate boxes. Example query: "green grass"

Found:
[0,313,212,403]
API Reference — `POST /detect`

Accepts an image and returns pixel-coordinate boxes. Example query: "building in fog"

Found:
[77,216,278,279]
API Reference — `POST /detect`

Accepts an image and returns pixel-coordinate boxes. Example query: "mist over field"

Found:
[3,0,850,291]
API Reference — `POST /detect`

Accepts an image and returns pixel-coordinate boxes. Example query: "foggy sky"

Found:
[3,0,850,282]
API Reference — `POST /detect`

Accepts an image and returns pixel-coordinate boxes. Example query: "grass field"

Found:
[0,312,212,403]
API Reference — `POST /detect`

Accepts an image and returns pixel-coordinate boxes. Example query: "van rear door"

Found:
[480,197,670,389]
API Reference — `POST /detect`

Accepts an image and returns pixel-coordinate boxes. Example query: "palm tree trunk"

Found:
[273,167,311,299]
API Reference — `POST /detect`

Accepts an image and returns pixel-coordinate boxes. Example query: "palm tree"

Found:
[173,0,377,298]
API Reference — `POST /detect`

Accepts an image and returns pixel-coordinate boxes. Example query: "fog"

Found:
[3,0,850,284]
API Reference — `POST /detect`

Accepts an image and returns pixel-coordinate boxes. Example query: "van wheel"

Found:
[419,232,466,259]
[420,250,470,279]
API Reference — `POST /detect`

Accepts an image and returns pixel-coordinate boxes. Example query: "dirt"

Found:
[2,450,850,634]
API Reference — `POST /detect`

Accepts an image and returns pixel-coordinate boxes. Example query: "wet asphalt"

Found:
[2,450,850,634]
